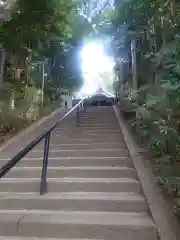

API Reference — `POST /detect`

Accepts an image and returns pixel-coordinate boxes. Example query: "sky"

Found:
[79,41,115,96]
[76,0,116,97]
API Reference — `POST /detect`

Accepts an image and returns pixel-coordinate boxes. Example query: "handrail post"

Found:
[40,132,51,195]
[76,105,80,127]
[84,100,86,113]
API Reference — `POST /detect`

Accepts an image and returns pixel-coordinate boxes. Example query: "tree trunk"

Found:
[131,39,137,89]
[119,60,124,97]
[0,48,6,91]
[10,91,15,110]
[131,39,140,136]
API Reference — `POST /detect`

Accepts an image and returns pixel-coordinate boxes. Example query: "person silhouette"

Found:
[65,101,67,108]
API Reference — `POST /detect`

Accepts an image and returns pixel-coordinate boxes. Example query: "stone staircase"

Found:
[0,106,157,239]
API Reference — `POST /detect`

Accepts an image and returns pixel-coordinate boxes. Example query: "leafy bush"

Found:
[0,102,26,136]
[119,37,180,216]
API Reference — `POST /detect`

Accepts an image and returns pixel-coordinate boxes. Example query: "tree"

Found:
[0,0,75,90]
[109,0,180,213]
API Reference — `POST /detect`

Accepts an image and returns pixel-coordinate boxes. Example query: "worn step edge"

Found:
[0,177,139,183]
[0,210,155,226]
[0,192,146,212]
[40,142,124,146]
[35,142,126,147]
[0,157,132,168]
[0,211,157,239]
[47,138,124,143]
[5,167,137,179]
[32,148,127,153]
[26,151,129,158]
[0,156,130,161]
[0,178,140,193]
[52,130,120,133]
[0,238,98,240]
[10,166,135,171]
[0,192,144,201]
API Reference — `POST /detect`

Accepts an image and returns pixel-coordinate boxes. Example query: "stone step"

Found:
[0,178,140,193]
[5,166,137,179]
[27,149,129,158]
[0,211,157,240]
[0,157,132,168]
[0,192,146,212]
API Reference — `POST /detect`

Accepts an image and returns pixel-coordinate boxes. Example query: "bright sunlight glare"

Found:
[79,42,115,96]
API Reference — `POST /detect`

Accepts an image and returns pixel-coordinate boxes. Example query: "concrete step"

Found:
[81,116,116,119]
[80,120,118,124]
[59,118,118,122]
[35,142,127,150]
[5,167,137,179]
[0,238,98,240]
[0,178,140,193]
[53,129,120,133]
[0,211,157,240]
[51,134,123,139]
[52,131,122,136]
[0,157,132,168]
[51,133,123,138]
[62,120,113,123]
[54,123,120,129]
[51,133,122,138]
[58,123,118,127]
[0,106,157,240]
[49,137,124,144]
[81,117,117,120]
[52,131,121,136]
[0,192,146,212]
[27,149,129,158]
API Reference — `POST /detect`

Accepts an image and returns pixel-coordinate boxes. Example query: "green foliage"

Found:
[112,0,180,216]
[0,101,26,135]
[0,0,83,139]
[0,0,75,52]
[0,0,84,102]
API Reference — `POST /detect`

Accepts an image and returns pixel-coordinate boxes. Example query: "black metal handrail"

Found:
[0,99,85,195]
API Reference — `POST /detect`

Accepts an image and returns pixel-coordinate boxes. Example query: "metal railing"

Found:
[0,99,85,195]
